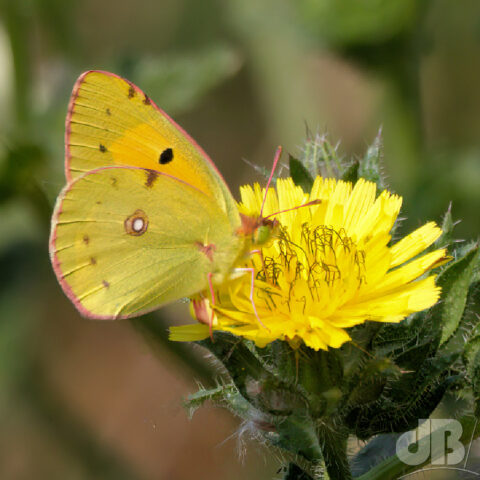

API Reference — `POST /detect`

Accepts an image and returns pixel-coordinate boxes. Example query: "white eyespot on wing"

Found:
[124,209,148,236]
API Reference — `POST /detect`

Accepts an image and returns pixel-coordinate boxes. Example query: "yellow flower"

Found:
[170,177,450,350]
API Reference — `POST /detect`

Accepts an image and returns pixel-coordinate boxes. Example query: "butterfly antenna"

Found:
[260,146,282,218]
[263,199,322,220]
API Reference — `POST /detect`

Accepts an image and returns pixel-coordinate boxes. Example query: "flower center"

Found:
[255,224,366,316]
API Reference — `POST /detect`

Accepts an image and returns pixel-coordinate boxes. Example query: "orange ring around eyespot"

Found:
[124,209,148,236]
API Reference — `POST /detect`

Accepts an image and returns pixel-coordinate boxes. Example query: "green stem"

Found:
[318,426,352,480]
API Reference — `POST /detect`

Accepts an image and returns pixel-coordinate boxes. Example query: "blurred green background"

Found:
[0,0,479,479]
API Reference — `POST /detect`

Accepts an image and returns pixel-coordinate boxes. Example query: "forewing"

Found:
[50,167,242,319]
[66,70,240,228]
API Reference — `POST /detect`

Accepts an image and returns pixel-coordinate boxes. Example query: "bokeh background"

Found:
[0,1,479,479]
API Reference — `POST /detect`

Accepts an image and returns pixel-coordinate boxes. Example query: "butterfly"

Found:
[49,70,277,320]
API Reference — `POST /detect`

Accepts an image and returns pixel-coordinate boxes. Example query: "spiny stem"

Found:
[318,426,352,480]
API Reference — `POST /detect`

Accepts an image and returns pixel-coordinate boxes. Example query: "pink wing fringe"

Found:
[57,69,233,319]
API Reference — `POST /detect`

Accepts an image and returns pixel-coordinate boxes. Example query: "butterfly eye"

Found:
[125,209,148,236]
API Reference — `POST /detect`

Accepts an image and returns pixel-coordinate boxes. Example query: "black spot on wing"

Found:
[159,148,173,164]
[99,144,107,153]
[143,94,151,105]
[145,169,159,188]
[128,85,135,99]
[90,257,97,265]
[102,280,110,288]
[106,108,111,116]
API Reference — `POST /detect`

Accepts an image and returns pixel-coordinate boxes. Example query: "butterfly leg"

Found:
[249,249,267,278]
[234,267,269,331]
[207,272,215,340]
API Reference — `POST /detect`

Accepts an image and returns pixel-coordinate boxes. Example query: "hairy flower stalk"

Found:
[171,176,449,350]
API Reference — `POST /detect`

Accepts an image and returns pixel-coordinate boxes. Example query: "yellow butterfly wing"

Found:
[66,70,240,229]
[50,166,244,319]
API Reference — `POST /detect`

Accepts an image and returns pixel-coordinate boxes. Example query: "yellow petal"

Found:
[169,323,210,342]
[343,178,377,233]
[369,249,447,295]
[390,222,442,268]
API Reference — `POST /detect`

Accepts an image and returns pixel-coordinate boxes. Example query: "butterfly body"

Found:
[50,71,251,319]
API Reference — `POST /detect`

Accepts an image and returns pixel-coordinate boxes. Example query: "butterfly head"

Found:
[239,214,279,247]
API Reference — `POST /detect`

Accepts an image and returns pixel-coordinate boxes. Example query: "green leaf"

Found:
[393,340,436,371]
[434,203,458,251]
[184,383,269,424]
[473,363,480,417]
[441,279,480,355]
[340,160,359,183]
[345,374,454,440]
[345,358,399,407]
[345,352,459,440]
[371,316,425,358]
[184,384,234,418]
[463,336,480,375]
[358,128,385,190]
[289,154,314,191]
[463,336,480,414]
[433,245,480,345]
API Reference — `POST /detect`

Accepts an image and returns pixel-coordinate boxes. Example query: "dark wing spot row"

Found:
[128,85,135,99]
[99,143,107,153]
